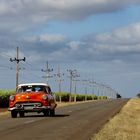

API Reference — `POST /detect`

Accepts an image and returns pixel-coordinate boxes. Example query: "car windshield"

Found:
[17,85,51,93]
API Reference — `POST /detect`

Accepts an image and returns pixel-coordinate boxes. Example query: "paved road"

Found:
[0,99,128,140]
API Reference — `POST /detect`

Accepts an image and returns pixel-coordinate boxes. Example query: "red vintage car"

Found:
[8,83,57,118]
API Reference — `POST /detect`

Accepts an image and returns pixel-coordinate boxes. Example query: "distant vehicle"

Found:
[8,83,57,118]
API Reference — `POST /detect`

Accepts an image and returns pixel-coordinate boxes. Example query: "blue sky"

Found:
[1,0,140,98]
[43,5,140,37]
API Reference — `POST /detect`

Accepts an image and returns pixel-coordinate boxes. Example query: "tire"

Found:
[19,112,25,117]
[50,109,55,117]
[43,110,49,117]
[11,111,17,118]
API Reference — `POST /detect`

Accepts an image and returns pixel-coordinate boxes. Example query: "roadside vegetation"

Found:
[54,92,106,102]
[92,98,140,140]
[0,90,15,107]
[137,92,140,98]
[0,90,107,108]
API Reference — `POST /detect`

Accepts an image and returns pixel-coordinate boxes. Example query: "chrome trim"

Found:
[8,106,51,111]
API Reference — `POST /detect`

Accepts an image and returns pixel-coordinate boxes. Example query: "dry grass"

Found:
[92,98,140,140]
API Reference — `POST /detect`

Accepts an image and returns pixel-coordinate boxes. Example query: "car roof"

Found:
[18,83,49,87]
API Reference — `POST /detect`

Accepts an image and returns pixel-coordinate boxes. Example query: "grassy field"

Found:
[92,98,140,140]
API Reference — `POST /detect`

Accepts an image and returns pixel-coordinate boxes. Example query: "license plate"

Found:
[24,107,34,110]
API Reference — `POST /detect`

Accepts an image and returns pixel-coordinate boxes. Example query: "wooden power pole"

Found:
[10,47,26,90]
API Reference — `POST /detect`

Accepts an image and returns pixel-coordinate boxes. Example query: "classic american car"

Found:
[8,83,57,118]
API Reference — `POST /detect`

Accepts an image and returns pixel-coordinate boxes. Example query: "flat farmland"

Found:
[0,99,128,140]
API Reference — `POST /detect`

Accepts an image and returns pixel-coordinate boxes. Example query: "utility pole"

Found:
[54,66,64,103]
[10,47,26,90]
[82,80,88,101]
[89,80,95,95]
[67,69,77,102]
[41,61,53,85]
[73,79,80,102]
[72,72,80,102]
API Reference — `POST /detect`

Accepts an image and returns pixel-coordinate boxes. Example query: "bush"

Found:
[54,93,107,102]
[137,93,140,98]
[76,94,85,101]
[0,90,15,108]
[87,95,93,100]
[98,96,107,100]
[54,92,70,102]
[103,96,107,99]
[116,93,121,98]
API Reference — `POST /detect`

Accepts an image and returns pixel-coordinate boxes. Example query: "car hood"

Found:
[14,92,44,101]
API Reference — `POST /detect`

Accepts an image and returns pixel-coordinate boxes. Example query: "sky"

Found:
[0,0,140,98]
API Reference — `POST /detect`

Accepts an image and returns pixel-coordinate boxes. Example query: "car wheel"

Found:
[19,112,25,117]
[43,110,49,116]
[50,109,55,117]
[11,111,17,118]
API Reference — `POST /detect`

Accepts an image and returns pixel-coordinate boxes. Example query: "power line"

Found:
[21,69,42,79]
[22,61,41,72]
[0,46,19,59]
[0,65,12,69]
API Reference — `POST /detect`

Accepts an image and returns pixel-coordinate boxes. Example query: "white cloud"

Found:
[46,22,140,63]
[67,41,86,51]
[40,34,66,44]
[0,1,140,63]
[22,33,66,44]
[1,21,140,64]
[87,22,140,55]
[0,0,140,25]
[95,22,140,45]
[0,0,140,47]
[20,22,140,63]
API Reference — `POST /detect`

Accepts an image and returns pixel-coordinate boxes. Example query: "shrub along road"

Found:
[0,99,128,140]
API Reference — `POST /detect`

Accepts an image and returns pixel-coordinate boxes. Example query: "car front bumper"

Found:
[8,103,57,112]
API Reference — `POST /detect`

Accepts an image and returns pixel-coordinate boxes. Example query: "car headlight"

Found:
[42,94,48,100]
[9,95,15,101]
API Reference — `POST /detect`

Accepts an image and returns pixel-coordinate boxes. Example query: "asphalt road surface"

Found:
[0,99,128,140]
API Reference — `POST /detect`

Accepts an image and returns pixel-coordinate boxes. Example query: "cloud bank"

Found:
[0,0,140,33]
[0,1,140,68]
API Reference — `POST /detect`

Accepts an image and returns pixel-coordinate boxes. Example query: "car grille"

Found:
[15,103,42,108]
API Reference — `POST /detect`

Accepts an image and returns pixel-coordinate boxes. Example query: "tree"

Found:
[116,93,121,98]
[137,92,140,98]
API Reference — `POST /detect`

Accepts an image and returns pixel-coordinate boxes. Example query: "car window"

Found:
[17,85,48,93]
[33,86,44,92]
